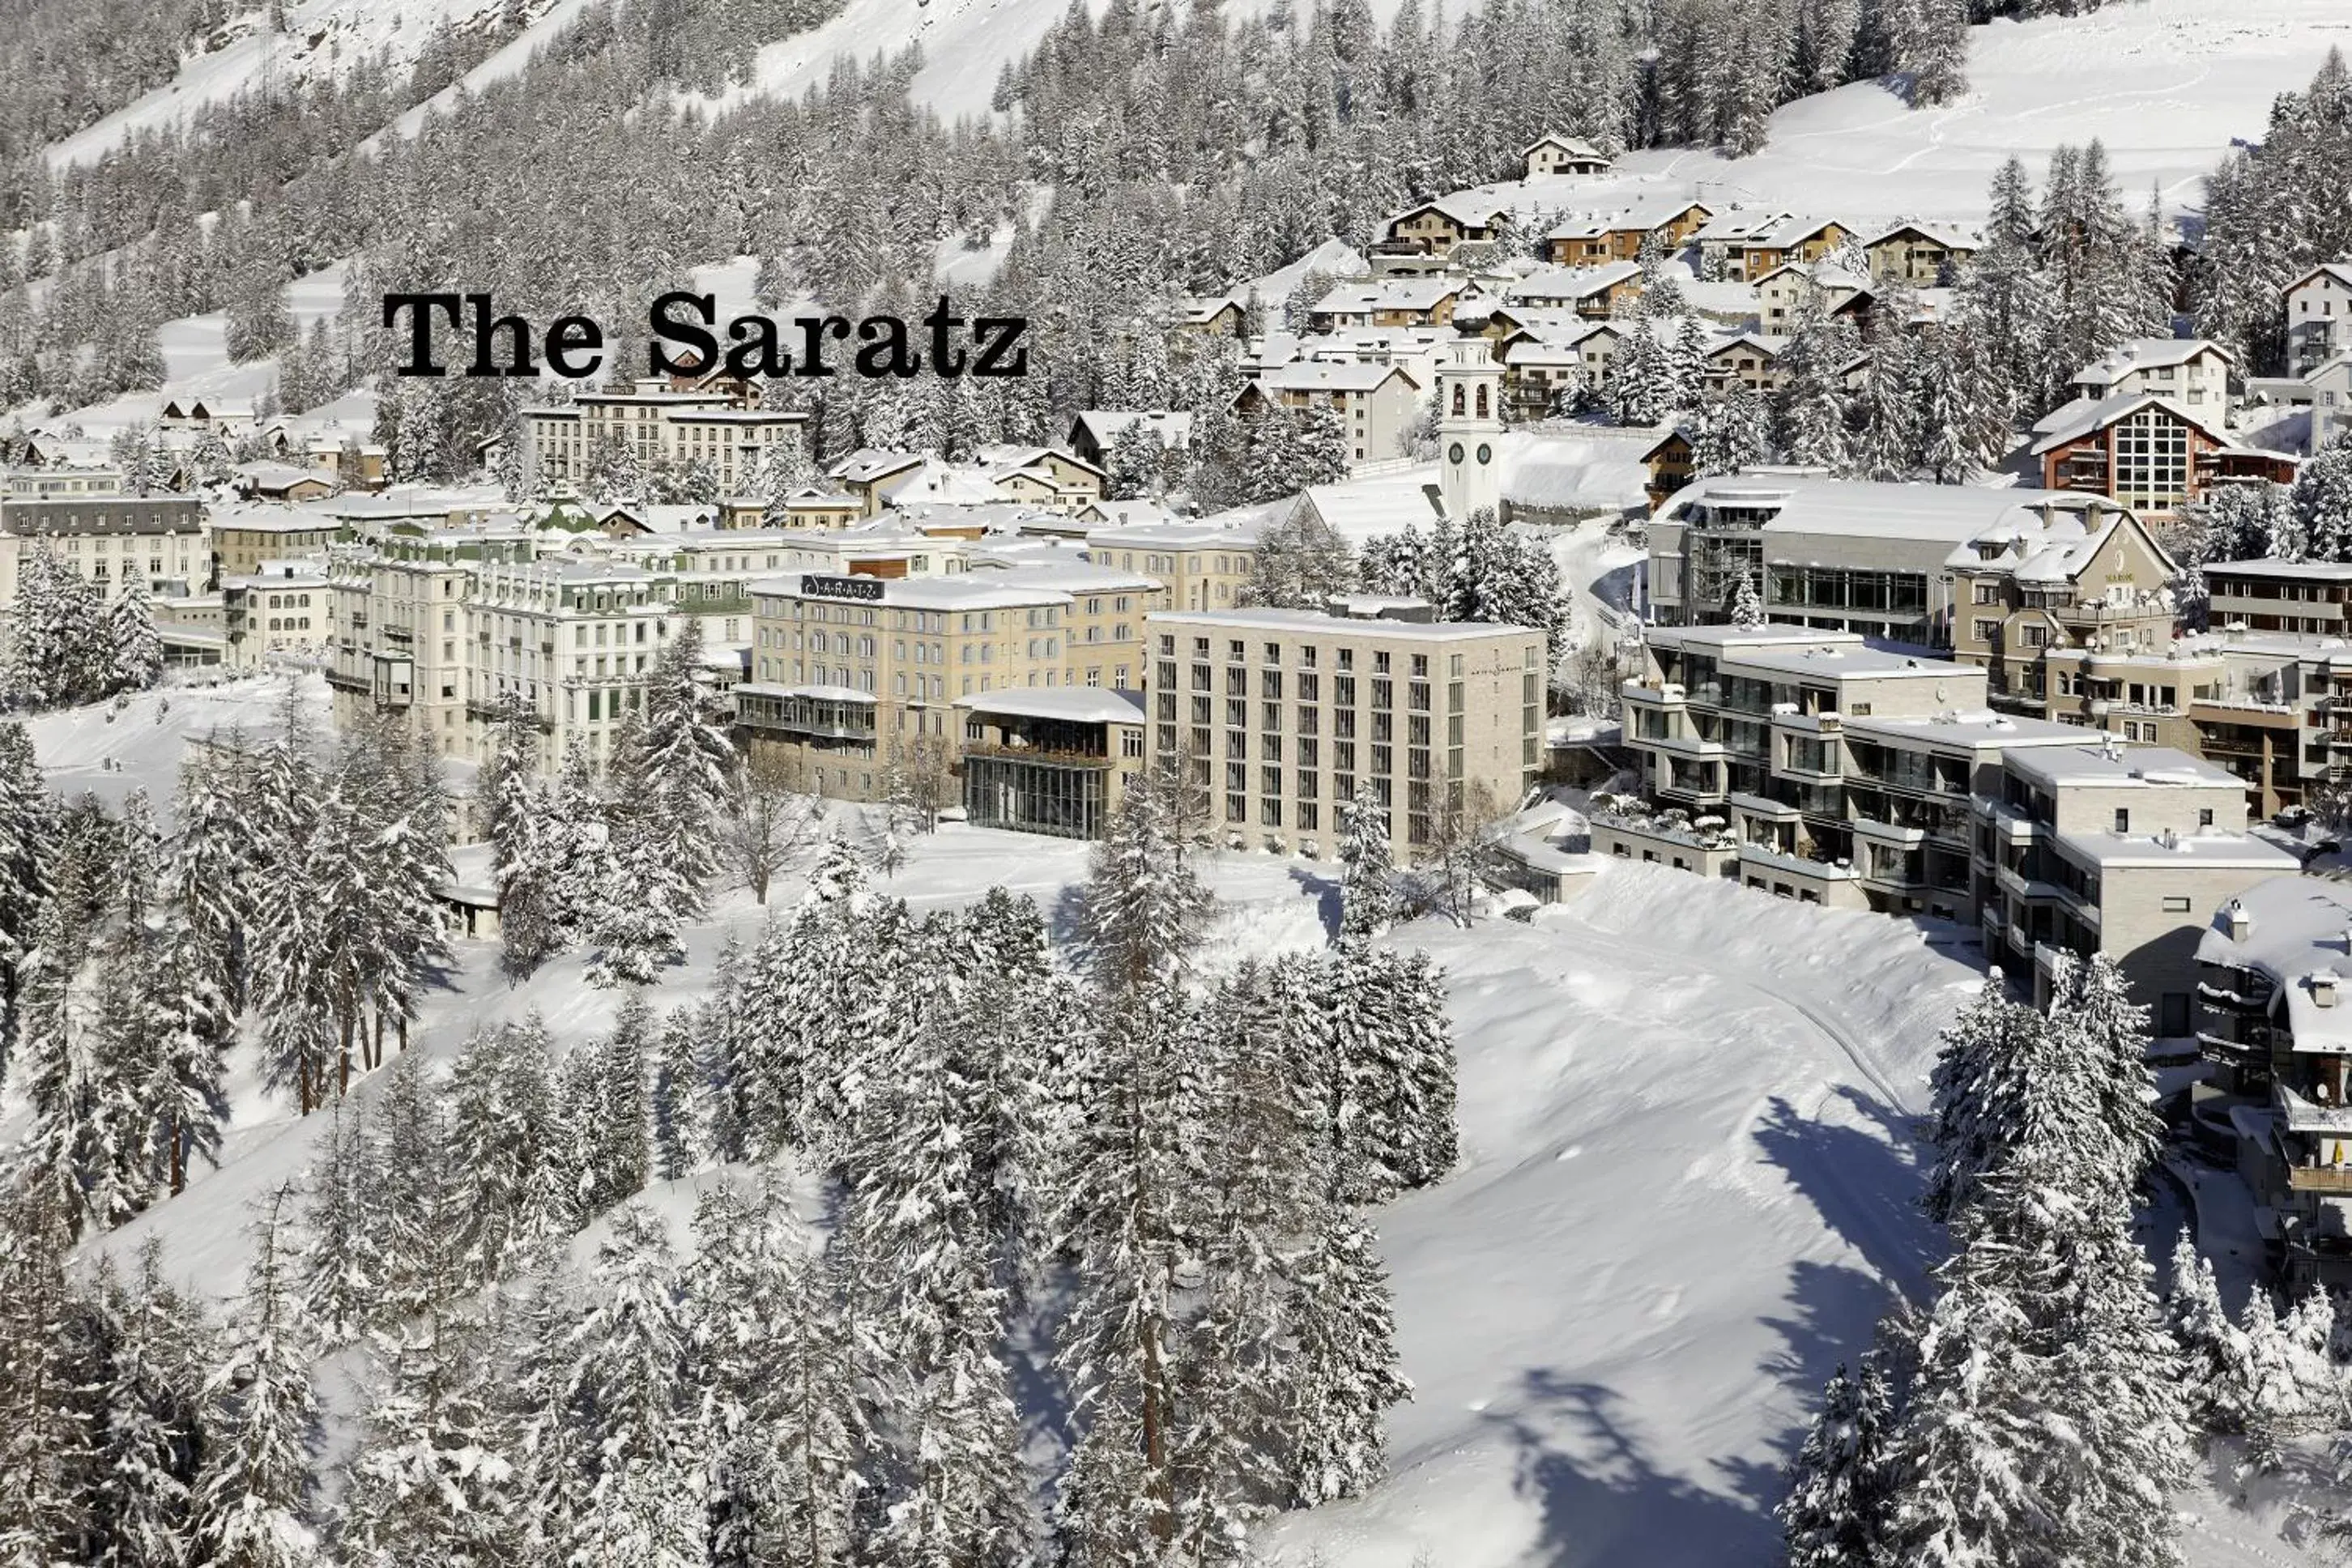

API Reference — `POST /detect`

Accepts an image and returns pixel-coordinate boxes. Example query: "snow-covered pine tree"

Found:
[370,1046,467,1324]
[1080,769,1215,999]
[336,1295,517,1566]
[171,739,254,1015]
[1728,568,1766,628]
[1336,781,1406,940]
[0,1183,96,1563]
[1055,982,1212,1549]
[105,576,164,697]
[2164,1229,2245,1437]
[194,1191,323,1568]
[445,1017,563,1292]
[0,721,53,1053]
[1238,505,1358,611]
[481,697,560,979]
[1777,1356,1894,1567]
[126,907,230,1200]
[684,1182,871,1568]
[560,1205,703,1568]
[8,544,108,709]
[1920,971,2090,1225]
[292,1098,377,1349]
[15,888,116,1236]
[1686,388,1767,481]
[2045,950,2162,1198]
[1278,1208,1410,1506]
[2296,438,2352,564]
[1885,1140,2191,1568]
[630,617,735,905]
[84,1242,213,1568]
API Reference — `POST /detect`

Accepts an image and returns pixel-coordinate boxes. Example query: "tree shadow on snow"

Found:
[1749,1090,1940,1296]
[1046,880,1093,952]
[1735,1257,1906,1515]
[1488,1371,1773,1568]
[1285,863,1344,940]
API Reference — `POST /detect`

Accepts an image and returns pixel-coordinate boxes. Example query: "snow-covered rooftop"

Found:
[2027,391,2228,455]
[1148,607,1537,641]
[2050,828,2299,871]
[2197,876,2352,1053]
[1841,709,2100,749]
[2005,743,2242,791]
[953,687,1148,725]
[1664,473,2121,545]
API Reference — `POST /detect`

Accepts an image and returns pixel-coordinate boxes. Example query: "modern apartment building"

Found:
[2196,876,2352,1293]
[1142,607,1545,862]
[1612,625,2099,917]
[1977,740,2297,1029]
[737,567,1166,803]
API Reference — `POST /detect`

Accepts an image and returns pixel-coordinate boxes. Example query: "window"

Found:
[1973,618,2000,644]
[2113,808,2130,833]
[2162,896,2192,913]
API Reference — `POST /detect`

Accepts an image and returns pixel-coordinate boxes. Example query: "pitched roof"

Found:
[2027,391,2230,456]
[1310,277,1466,314]
[1759,214,1847,249]
[1864,219,1981,251]
[1253,361,1421,394]
[2070,337,2235,388]
[1546,198,1711,241]
[1387,193,1511,231]
[1693,208,1792,244]
[1503,261,1643,303]
[2286,262,2352,296]
[828,449,926,484]
[1521,131,1608,160]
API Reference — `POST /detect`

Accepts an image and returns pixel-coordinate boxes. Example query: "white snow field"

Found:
[0,669,2315,1565]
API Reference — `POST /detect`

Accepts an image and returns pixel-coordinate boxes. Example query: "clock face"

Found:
[1448,442,1466,465]
[1476,443,1493,465]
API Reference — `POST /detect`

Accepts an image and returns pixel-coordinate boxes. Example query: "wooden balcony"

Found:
[2287,1166,2352,1195]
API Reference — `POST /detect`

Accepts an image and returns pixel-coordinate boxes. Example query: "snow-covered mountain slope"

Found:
[44,0,582,171]
[1357,0,2352,239]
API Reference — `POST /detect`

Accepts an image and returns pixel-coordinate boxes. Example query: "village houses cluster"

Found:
[22,135,2352,1297]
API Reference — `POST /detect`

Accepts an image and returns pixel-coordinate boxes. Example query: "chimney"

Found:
[2317,969,2340,1009]
[2226,899,2252,943]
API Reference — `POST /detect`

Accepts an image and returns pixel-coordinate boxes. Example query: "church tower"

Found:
[1436,339,1504,521]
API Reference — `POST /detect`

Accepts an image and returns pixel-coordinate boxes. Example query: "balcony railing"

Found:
[2287,1166,2352,1195]
[2277,1082,2352,1134]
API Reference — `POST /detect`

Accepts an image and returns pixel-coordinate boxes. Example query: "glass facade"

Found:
[2113,407,2190,510]
[963,756,1110,840]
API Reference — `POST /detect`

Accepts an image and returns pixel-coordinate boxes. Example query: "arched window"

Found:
[1475,383,1489,419]
[1451,383,1465,415]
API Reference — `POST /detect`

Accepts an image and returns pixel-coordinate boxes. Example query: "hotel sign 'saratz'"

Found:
[800,573,884,603]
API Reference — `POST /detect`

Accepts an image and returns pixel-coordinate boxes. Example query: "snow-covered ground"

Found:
[45,0,582,171]
[0,667,2320,1565]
